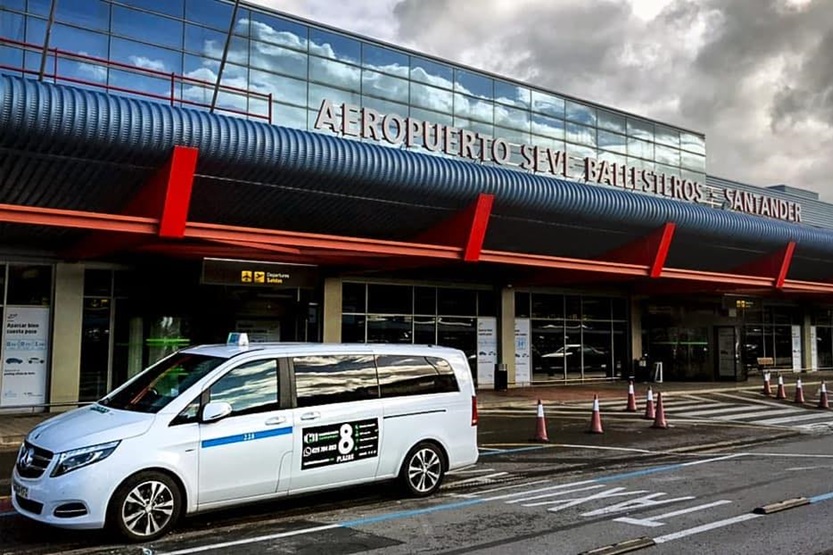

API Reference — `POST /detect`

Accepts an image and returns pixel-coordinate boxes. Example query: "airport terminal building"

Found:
[2,0,833,411]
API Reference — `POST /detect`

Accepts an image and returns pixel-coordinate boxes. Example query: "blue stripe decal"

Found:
[0,511,16,518]
[201,426,292,449]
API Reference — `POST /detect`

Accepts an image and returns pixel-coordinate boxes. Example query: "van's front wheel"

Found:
[108,471,182,542]
[400,442,445,497]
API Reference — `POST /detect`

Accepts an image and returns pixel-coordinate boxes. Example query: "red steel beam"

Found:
[0,203,158,233]
[599,222,676,278]
[414,194,494,262]
[729,241,796,289]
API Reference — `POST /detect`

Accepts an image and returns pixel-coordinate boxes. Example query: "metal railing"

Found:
[0,37,273,123]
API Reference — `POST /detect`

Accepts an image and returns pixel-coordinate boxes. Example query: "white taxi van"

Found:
[11,337,479,541]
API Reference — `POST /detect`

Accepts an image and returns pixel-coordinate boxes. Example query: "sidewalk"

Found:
[0,372,829,451]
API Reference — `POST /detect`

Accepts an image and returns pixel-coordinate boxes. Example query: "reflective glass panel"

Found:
[531,90,564,118]
[454,93,493,123]
[50,24,108,59]
[376,355,458,397]
[210,359,279,416]
[494,80,530,109]
[250,41,307,78]
[628,157,655,171]
[251,70,307,106]
[414,287,436,315]
[454,68,492,99]
[681,169,705,184]
[361,95,407,118]
[3,0,24,11]
[655,125,680,147]
[362,69,409,103]
[185,0,232,31]
[309,55,360,91]
[26,0,50,16]
[308,82,360,110]
[185,24,226,57]
[627,118,654,141]
[249,10,308,51]
[7,264,51,305]
[597,109,626,134]
[110,37,183,75]
[515,292,531,318]
[341,315,366,342]
[453,116,493,137]
[0,11,25,42]
[530,135,565,153]
[565,101,596,125]
[26,15,47,44]
[414,317,436,344]
[342,282,366,313]
[438,288,477,316]
[410,56,453,88]
[183,54,220,90]
[656,163,680,178]
[583,297,611,320]
[567,143,596,162]
[566,122,596,147]
[54,0,110,30]
[627,137,653,160]
[112,7,184,50]
[531,293,564,319]
[0,45,23,70]
[681,149,706,172]
[531,114,564,139]
[655,143,680,166]
[410,82,453,114]
[410,106,453,126]
[494,104,530,131]
[121,0,184,17]
[681,132,706,155]
[598,150,627,165]
[598,130,627,154]
[367,315,413,343]
[309,28,360,63]
[532,320,565,379]
[294,355,379,407]
[367,284,412,314]
[362,42,408,77]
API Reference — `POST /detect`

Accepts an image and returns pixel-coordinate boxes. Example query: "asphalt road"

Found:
[2,403,832,554]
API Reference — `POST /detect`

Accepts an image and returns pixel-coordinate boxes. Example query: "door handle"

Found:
[300,411,321,421]
[264,416,287,426]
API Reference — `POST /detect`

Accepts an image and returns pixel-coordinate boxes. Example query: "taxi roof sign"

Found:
[227,332,250,346]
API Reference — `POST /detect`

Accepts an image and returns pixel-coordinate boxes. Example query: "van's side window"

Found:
[209,359,279,417]
[293,355,378,407]
[376,355,459,397]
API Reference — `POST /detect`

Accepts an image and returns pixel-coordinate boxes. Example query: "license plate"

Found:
[12,480,28,500]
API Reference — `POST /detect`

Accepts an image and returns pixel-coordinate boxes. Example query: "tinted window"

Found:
[7,264,51,305]
[294,355,378,407]
[209,359,279,416]
[376,355,458,397]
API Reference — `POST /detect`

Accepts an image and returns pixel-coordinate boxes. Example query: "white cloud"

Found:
[128,56,167,73]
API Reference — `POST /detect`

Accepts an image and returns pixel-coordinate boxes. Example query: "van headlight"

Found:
[51,441,120,477]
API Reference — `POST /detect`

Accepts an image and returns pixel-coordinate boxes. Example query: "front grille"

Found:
[54,503,88,518]
[16,497,43,515]
[16,442,54,479]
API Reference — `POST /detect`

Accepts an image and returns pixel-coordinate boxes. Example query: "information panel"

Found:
[515,318,531,386]
[1,306,50,408]
[476,317,498,385]
[301,418,379,470]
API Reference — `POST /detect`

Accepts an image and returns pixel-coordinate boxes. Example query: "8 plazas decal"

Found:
[302,419,379,469]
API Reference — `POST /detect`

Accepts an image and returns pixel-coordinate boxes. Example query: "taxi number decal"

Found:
[301,418,379,470]
[201,426,292,449]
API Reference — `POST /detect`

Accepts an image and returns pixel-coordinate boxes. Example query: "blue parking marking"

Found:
[809,491,833,503]
[201,426,292,449]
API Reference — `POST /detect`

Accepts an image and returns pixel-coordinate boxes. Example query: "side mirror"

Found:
[201,401,233,423]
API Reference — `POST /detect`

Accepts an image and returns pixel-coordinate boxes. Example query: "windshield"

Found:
[100,353,226,413]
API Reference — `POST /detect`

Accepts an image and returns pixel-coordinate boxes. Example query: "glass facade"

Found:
[0,0,707,186]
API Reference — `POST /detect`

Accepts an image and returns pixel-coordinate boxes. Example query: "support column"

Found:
[49,263,84,411]
[322,277,342,343]
[630,296,643,378]
[803,313,815,372]
[499,287,516,385]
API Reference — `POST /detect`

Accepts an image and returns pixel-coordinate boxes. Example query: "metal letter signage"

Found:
[314,100,802,223]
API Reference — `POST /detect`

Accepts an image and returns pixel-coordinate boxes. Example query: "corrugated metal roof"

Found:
[2,74,833,274]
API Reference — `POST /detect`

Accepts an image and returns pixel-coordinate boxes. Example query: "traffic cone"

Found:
[589,395,604,434]
[794,378,805,404]
[762,372,771,396]
[775,375,787,400]
[651,391,668,429]
[643,387,655,420]
[531,399,550,443]
[818,381,829,410]
[625,381,638,412]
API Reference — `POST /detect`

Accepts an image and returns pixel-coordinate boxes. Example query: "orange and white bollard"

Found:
[643,387,655,420]
[794,378,805,404]
[776,375,787,400]
[589,395,604,434]
[651,391,668,429]
[626,381,638,412]
[762,372,771,396]
[531,399,550,443]
[818,381,829,410]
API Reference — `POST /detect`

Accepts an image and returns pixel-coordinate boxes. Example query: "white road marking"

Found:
[613,499,732,527]
[508,484,606,505]
[581,492,696,517]
[449,472,509,485]
[447,467,496,475]
[713,392,800,408]
[712,408,800,420]
[752,412,833,425]
[160,523,342,555]
[552,444,655,453]
[545,487,649,513]
[653,513,762,543]
[673,405,757,417]
[454,479,552,497]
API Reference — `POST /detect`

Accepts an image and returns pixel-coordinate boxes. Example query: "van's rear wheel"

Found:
[400,442,445,497]
[108,471,182,542]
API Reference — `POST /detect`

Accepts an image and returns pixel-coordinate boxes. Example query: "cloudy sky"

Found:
[251,0,833,199]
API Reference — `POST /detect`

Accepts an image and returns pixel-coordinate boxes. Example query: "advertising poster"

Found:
[301,419,379,470]
[811,325,818,371]
[1,306,50,408]
[791,324,802,371]
[476,317,498,385]
[514,318,531,386]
